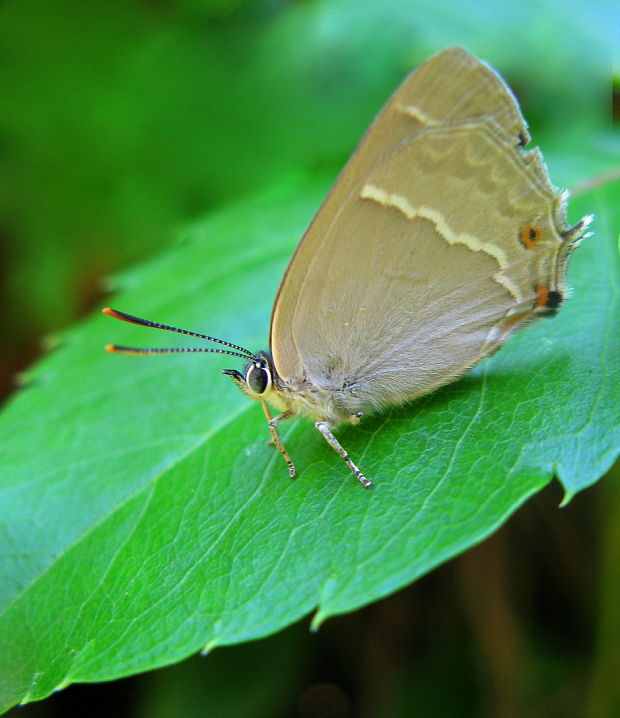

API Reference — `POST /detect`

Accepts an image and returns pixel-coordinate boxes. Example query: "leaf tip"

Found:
[559,488,575,507]
[310,609,328,632]
[201,637,219,656]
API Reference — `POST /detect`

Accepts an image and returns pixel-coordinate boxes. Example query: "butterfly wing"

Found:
[269,47,588,414]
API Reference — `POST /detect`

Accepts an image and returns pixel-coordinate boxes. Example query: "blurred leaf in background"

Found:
[1,0,615,389]
[0,0,618,716]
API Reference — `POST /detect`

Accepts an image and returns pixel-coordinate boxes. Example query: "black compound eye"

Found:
[247,364,269,395]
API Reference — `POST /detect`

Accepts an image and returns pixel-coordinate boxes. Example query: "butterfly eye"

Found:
[246,362,270,395]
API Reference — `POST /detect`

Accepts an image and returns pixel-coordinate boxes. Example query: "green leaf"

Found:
[0,171,618,710]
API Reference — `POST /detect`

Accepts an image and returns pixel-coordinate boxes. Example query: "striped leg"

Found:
[265,407,296,478]
[315,421,372,488]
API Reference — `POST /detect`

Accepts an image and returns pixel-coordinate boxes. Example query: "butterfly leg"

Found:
[260,401,276,446]
[315,421,372,488]
[264,405,296,478]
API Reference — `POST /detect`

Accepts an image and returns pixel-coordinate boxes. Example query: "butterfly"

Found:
[104,47,591,487]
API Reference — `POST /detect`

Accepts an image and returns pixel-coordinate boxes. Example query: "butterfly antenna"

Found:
[102,307,254,359]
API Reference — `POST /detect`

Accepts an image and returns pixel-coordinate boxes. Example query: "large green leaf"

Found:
[0,170,617,710]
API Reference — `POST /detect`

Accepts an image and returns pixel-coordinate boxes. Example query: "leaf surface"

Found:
[1,175,617,710]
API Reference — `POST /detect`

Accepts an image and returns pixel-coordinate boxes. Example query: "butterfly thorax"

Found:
[272,371,370,425]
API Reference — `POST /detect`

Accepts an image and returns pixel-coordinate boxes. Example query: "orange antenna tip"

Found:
[102,307,125,320]
[105,344,117,353]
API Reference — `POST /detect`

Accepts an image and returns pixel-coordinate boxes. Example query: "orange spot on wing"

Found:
[503,310,532,332]
[520,225,544,249]
[535,285,550,308]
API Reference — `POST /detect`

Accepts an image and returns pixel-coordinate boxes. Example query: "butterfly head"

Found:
[222,351,277,401]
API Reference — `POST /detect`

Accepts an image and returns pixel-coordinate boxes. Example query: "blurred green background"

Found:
[1,0,618,716]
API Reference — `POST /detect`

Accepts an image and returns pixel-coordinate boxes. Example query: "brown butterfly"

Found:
[104,47,591,487]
